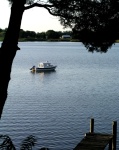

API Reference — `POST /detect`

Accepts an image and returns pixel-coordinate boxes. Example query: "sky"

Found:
[0,0,71,33]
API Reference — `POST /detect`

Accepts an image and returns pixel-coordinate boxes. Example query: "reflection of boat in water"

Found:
[30,61,57,72]
[30,70,56,82]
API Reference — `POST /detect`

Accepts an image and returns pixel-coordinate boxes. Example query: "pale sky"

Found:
[0,0,71,33]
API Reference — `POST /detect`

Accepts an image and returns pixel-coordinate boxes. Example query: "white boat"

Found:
[30,61,57,72]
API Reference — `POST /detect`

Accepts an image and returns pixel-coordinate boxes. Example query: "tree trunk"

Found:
[0,1,25,118]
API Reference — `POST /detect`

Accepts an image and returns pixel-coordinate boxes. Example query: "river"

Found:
[0,42,119,149]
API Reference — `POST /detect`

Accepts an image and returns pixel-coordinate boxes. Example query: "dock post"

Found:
[90,118,94,133]
[112,121,117,150]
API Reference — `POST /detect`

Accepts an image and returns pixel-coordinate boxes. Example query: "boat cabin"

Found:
[38,62,52,68]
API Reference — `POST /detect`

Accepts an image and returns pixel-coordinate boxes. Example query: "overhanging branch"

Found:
[24,3,64,17]
[24,3,54,10]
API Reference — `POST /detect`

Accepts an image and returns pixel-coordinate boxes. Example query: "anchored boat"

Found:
[30,61,57,72]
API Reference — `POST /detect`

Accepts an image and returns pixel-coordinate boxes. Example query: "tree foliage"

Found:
[0,135,48,149]
[0,135,16,150]
[48,0,119,52]
[6,0,119,52]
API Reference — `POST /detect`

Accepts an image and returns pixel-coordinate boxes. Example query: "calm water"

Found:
[0,42,119,149]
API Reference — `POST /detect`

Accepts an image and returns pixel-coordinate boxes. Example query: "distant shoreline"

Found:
[1,38,119,43]
[0,38,80,42]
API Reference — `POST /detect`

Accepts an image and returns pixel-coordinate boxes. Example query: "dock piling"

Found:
[90,118,94,133]
[112,121,117,150]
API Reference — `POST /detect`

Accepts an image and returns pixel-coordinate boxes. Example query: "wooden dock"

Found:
[74,118,117,150]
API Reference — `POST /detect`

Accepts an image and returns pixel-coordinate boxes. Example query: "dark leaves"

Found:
[0,135,16,150]
[49,0,119,52]
[20,135,36,150]
[0,135,37,150]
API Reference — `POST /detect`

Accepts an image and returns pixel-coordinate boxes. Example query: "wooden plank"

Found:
[74,133,113,150]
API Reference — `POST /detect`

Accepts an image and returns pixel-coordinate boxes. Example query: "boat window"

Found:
[39,63,44,68]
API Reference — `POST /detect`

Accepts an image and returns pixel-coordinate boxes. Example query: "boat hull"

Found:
[35,66,57,72]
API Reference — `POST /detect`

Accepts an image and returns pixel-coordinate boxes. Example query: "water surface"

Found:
[0,42,119,149]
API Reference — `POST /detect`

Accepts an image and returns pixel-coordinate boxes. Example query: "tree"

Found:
[46,30,60,39]
[1,0,119,118]
[36,32,46,40]
[0,28,3,32]
[55,0,119,52]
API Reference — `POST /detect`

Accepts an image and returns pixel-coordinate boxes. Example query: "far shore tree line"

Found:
[0,28,80,41]
[1,28,119,43]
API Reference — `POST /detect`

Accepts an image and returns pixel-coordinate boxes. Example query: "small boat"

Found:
[30,61,57,72]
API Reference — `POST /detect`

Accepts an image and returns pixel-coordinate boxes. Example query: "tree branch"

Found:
[24,3,63,17]
[24,3,53,10]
